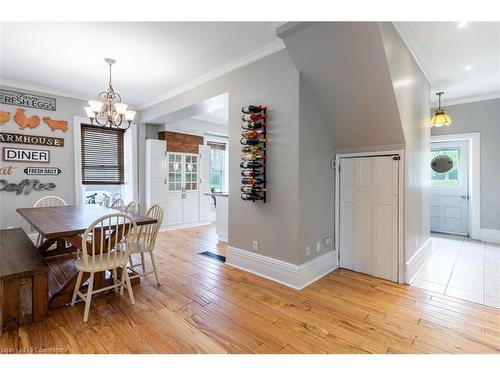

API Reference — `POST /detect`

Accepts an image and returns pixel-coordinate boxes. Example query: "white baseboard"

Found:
[226,246,338,290]
[405,238,433,284]
[480,228,500,243]
[159,220,212,232]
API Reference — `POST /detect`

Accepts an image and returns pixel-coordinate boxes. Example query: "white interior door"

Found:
[198,145,213,222]
[430,140,469,235]
[166,153,183,226]
[339,155,399,282]
[183,154,200,223]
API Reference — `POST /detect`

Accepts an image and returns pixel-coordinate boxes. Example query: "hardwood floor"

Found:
[2,224,500,354]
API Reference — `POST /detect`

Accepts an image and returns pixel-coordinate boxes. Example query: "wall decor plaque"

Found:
[0,178,56,195]
[0,111,10,125]
[14,108,40,130]
[24,167,61,176]
[0,89,56,111]
[0,132,64,147]
[2,147,50,163]
[0,165,16,175]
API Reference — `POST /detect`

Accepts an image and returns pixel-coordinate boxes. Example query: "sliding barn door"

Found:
[339,156,399,282]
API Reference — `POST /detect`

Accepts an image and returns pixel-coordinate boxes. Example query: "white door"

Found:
[430,140,469,235]
[148,141,167,213]
[339,155,399,282]
[166,153,184,226]
[183,154,200,223]
[199,145,213,222]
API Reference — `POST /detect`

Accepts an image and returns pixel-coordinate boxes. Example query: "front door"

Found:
[430,140,469,235]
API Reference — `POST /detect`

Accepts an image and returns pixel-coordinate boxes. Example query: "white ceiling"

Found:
[0,22,281,109]
[395,22,500,105]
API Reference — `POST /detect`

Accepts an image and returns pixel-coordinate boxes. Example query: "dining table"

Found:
[17,204,157,308]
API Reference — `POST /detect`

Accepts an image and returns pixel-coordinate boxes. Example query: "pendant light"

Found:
[429,91,452,127]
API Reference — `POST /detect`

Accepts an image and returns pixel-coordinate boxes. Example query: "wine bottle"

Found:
[241,113,267,122]
[241,169,263,177]
[241,193,264,201]
[240,138,266,145]
[241,129,265,139]
[241,153,265,161]
[242,177,265,185]
[241,121,265,130]
[240,161,264,169]
[241,145,263,153]
[241,185,265,193]
[241,105,267,114]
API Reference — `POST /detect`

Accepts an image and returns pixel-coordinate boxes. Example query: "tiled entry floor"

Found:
[412,233,500,308]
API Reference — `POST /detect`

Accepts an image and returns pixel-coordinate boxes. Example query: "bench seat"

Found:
[0,228,49,336]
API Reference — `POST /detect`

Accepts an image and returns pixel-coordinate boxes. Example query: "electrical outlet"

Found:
[324,237,332,246]
[305,245,311,256]
[252,241,259,252]
[316,242,321,253]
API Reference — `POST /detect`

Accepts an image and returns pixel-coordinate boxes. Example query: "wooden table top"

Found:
[17,205,157,238]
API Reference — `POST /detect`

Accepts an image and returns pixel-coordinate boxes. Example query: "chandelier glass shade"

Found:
[429,91,452,128]
[85,58,135,129]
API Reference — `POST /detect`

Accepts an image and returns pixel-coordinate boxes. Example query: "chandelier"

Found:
[84,58,135,129]
[429,91,452,128]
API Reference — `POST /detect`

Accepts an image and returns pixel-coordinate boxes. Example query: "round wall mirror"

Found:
[431,154,453,173]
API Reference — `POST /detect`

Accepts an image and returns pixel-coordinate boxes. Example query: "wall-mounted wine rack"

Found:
[240,105,267,203]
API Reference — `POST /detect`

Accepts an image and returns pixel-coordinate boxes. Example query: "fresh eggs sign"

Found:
[0,89,56,111]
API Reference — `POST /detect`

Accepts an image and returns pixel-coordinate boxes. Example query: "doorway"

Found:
[430,140,469,235]
[336,152,402,283]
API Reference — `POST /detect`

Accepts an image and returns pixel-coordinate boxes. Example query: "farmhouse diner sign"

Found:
[0,179,56,195]
[0,89,56,111]
[3,147,50,163]
[0,132,64,147]
[24,167,61,176]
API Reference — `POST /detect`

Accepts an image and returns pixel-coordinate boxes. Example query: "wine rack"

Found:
[240,105,267,203]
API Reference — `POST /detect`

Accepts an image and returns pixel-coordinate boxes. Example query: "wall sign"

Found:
[24,167,61,176]
[0,179,56,195]
[43,117,68,132]
[2,147,50,163]
[0,165,16,175]
[0,132,64,147]
[0,89,56,111]
[14,108,40,130]
[0,111,10,125]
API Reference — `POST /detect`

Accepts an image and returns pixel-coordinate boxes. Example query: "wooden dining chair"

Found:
[124,201,139,215]
[110,198,124,211]
[71,213,137,322]
[33,196,67,247]
[128,205,163,285]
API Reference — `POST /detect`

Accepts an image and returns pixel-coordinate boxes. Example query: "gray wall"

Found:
[431,98,500,230]
[298,77,335,263]
[0,85,87,231]
[380,23,431,261]
[141,49,302,264]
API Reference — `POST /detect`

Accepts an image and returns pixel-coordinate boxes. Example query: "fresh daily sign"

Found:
[24,167,61,176]
[0,179,56,195]
[2,147,50,163]
[0,89,56,111]
[0,132,64,147]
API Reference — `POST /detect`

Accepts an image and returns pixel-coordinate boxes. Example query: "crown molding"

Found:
[431,91,500,107]
[393,22,436,85]
[0,79,90,103]
[138,39,286,110]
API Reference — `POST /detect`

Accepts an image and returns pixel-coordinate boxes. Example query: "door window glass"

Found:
[431,148,460,187]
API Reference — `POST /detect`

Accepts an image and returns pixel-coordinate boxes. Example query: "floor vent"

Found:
[198,251,226,263]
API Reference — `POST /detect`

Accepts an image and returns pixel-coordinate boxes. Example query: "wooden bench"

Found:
[0,228,49,336]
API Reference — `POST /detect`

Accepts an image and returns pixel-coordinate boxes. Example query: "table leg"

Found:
[38,237,76,258]
[32,273,48,322]
[0,278,20,336]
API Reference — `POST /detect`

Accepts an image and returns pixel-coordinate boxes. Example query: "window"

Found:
[208,141,226,192]
[81,124,125,185]
[431,148,460,187]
